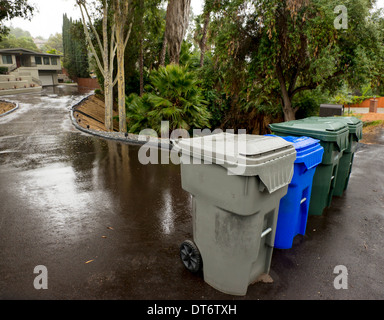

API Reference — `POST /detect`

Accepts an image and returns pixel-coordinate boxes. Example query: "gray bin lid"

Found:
[172,133,296,193]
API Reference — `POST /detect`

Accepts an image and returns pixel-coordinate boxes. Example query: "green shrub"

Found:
[126,64,211,134]
[294,88,330,119]
[0,67,8,75]
[125,93,153,134]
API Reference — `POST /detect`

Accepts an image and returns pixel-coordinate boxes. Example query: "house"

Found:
[0,48,62,86]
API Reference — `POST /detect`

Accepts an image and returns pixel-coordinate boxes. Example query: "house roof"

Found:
[0,48,62,57]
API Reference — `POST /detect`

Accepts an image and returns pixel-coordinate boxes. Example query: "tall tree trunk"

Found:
[163,0,191,65]
[282,99,296,122]
[139,36,144,96]
[116,29,126,132]
[159,35,167,67]
[199,11,210,67]
[139,0,144,96]
[276,62,296,121]
[104,74,114,131]
[113,0,132,133]
[77,0,116,132]
[102,3,114,131]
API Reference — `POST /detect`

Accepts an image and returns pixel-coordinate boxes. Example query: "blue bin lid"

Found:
[280,135,319,149]
[266,135,324,169]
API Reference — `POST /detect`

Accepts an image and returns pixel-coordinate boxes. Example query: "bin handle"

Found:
[261,228,272,238]
[300,197,307,204]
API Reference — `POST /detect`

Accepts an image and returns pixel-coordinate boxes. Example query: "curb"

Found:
[0,100,19,117]
[70,94,172,150]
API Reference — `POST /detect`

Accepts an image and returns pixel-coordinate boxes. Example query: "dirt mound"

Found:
[0,101,16,115]
[73,95,119,132]
[360,112,384,122]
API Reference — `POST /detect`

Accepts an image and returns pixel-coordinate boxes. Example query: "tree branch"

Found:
[288,67,299,95]
[81,0,105,56]
[77,2,105,77]
[102,2,109,78]
[123,21,133,51]
[290,69,345,98]
[290,84,317,97]
[276,61,290,106]
[109,22,116,87]
[113,75,118,87]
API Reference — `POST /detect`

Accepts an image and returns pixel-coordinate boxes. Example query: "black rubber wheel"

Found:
[180,240,202,273]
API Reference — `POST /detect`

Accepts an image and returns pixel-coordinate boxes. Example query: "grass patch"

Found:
[363,120,384,128]
[362,120,384,135]
[343,111,363,119]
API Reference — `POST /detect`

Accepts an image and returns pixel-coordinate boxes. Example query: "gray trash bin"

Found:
[172,133,296,296]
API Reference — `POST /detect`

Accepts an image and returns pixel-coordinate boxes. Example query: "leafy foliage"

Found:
[0,0,34,41]
[92,0,166,96]
[85,0,384,131]
[125,93,153,133]
[331,83,380,106]
[0,33,39,50]
[294,88,330,119]
[126,64,211,134]
[62,14,89,79]
[41,33,63,53]
[195,52,230,128]
[205,0,384,121]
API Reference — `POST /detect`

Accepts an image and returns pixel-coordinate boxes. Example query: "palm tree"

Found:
[145,63,211,133]
[125,93,153,134]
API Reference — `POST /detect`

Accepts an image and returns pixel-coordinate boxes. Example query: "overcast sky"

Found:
[5,0,384,40]
[6,0,204,39]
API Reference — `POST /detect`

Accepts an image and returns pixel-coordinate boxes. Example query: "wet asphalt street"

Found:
[0,86,384,301]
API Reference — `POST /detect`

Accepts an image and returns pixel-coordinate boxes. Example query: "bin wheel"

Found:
[180,240,202,273]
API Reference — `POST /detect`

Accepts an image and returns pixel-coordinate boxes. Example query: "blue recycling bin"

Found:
[267,135,324,249]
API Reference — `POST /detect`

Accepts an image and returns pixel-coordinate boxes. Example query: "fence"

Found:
[349,97,384,109]
[76,78,101,90]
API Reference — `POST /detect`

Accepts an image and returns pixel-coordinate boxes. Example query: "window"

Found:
[2,55,12,65]
[43,57,50,65]
[51,57,57,65]
[35,56,42,65]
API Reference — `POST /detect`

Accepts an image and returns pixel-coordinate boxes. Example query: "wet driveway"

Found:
[0,86,384,300]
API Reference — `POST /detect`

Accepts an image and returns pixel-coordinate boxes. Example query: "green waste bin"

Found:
[172,133,296,295]
[308,117,363,196]
[269,119,349,216]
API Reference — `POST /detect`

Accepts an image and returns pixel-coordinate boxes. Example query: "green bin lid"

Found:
[269,119,349,151]
[308,116,363,140]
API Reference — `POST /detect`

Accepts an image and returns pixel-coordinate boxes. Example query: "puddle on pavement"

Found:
[0,85,192,244]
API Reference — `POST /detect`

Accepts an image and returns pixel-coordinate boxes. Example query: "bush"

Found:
[0,67,8,75]
[126,64,211,134]
[125,93,153,133]
[196,54,231,129]
[294,88,330,119]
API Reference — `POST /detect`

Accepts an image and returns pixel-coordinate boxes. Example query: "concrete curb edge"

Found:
[0,100,19,117]
[69,94,172,150]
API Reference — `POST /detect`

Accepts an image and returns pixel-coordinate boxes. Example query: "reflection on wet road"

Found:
[0,86,193,299]
[1,86,384,300]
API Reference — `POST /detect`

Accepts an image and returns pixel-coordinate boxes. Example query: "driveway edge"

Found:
[70,94,172,150]
[0,100,19,117]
